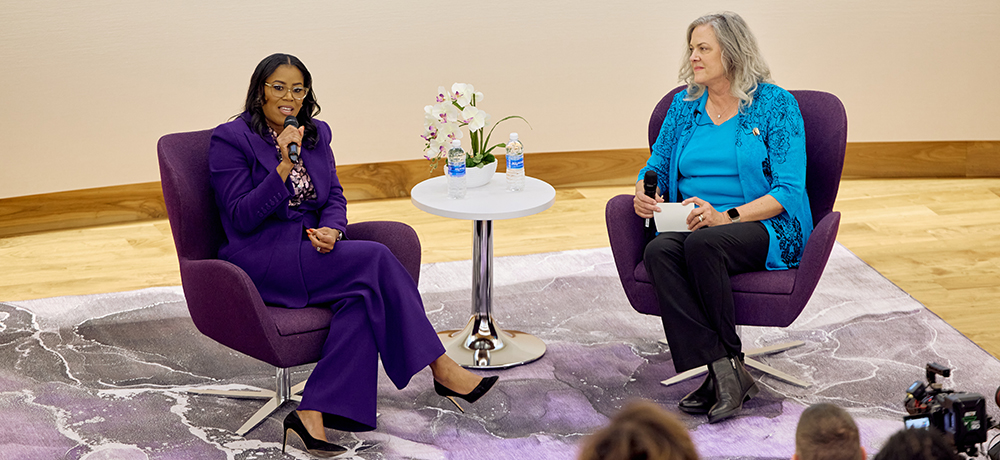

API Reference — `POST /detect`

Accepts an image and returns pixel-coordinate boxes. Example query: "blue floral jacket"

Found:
[639,83,812,270]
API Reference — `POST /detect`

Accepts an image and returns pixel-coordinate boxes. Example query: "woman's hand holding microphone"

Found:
[634,179,664,219]
[276,125,305,181]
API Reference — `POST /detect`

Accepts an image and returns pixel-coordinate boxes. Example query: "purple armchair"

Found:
[157,129,422,435]
[606,87,847,388]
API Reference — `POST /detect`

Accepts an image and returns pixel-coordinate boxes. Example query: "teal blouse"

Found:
[676,96,743,212]
[638,83,813,270]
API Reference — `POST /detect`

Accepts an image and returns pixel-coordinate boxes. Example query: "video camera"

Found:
[904,363,994,457]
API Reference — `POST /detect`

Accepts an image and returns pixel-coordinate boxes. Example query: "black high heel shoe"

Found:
[282,410,348,458]
[434,376,499,413]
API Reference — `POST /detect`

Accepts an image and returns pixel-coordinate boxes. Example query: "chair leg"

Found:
[291,378,307,396]
[744,357,810,388]
[659,365,708,387]
[185,367,309,436]
[745,340,805,357]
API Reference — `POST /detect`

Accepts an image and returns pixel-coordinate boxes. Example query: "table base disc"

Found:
[438,319,546,369]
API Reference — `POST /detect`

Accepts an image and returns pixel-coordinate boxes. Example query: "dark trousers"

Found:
[643,222,769,373]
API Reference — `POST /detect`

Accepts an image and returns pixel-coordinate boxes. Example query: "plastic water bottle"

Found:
[505,133,524,191]
[447,140,466,199]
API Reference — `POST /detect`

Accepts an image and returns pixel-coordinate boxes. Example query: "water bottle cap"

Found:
[509,133,518,140]
[451,140,461,148]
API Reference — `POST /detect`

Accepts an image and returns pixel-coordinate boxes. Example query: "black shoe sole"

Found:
[678,399,713,415]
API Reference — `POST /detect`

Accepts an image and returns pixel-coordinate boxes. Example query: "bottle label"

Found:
[448,164,466,177]
[507,156,524,169]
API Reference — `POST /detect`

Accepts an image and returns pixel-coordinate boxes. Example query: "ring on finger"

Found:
[316,247,322,253]
[698,214,704,223]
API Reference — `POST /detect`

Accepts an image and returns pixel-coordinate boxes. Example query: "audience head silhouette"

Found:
[578,400,698,460]
[794,403,864,460]
[873,428,961,460]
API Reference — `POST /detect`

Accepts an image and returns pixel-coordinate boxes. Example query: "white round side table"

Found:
[410,173,556,369]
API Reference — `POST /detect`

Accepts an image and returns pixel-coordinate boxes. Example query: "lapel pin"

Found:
[752,127,760,136]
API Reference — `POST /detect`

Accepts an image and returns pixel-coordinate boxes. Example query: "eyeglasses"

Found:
[265,82,309,101]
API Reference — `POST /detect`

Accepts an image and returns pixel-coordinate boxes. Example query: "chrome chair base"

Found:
[658,339,810,388]
[186,367,306,436]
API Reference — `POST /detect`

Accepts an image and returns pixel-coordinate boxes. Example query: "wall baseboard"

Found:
[1,141,996,238]
[843,141,1000,178]
[0,182,168,238]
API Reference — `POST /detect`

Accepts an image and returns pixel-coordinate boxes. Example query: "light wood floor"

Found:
[2,179,999,359]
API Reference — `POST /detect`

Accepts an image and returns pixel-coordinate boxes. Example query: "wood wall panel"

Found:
[968,141,1000,177]
[843,142,967,178]
[0,182,166,238]
[1,141,996,237]
[843,141,1000,178]
[337,160,444,200]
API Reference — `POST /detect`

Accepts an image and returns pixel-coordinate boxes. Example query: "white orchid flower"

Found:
[462,106,489,132]
[424,105,440,126]
[429,103,461,126]
[435,86,449,104]
[435,121,463,141]
[424,142,447,160]
[451,83,476,107]
[427,139,445,157]
[420,123,439,143]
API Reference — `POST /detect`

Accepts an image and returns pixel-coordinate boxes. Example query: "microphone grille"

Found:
[283,115,300,128]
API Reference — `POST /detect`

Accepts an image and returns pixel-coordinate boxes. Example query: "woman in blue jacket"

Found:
[634,12,812,423]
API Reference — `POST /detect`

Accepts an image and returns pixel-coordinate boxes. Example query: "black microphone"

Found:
[283,115,301,164]
[643,170,657,229]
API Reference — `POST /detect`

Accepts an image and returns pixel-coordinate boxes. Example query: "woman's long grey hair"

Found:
[679,12,773,107]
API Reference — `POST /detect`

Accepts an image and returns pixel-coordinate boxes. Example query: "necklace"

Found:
[708,97,739,119]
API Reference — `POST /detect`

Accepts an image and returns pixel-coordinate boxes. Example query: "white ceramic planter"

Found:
[450,160,498,188]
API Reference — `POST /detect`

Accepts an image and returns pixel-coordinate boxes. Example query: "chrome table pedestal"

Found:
[437,220,547,369]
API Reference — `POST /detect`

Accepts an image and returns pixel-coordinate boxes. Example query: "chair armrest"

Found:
[606,194,647,284]
[179,257,283,366]
[346,221,422,284]
[791,211,841,304]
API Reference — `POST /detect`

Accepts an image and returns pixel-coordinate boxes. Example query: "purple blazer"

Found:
[208,113,348,308]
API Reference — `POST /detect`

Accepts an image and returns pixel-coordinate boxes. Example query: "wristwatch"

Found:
[726,208,741,223]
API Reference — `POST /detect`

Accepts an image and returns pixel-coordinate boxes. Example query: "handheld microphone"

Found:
[643,170,657,228]
[283,115,301,164]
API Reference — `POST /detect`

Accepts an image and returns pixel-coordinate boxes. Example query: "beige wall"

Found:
[2,0,998,199]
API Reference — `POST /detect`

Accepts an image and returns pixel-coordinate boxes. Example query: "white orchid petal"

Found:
[461,106,479,119]
[468,110,488,131]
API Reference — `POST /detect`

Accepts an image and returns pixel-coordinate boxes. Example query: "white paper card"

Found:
[652,203,696,232]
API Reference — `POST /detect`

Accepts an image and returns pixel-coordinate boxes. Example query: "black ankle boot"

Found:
[678,373,716,414]
[707,356,758,423]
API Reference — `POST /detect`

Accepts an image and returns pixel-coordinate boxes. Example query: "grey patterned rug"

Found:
[3,245,1000,459]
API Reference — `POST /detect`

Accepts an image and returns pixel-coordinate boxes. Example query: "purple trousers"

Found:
[288,239,445,431]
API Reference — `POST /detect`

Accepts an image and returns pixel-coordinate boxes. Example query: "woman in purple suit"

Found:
[209,53,497,457]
